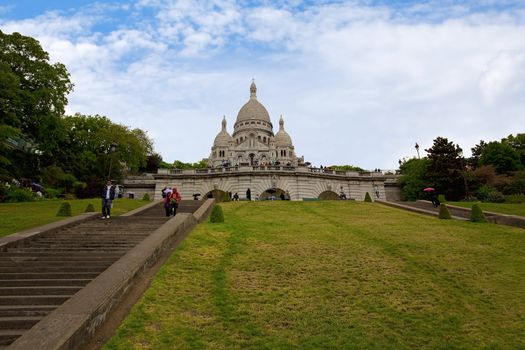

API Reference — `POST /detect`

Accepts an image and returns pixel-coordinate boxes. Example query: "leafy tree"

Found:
[330,165,364,171]
[502,133,525,166]
[397,157,430,200]
[469,140,486,168]
[0,30,73,155]
[479,141,522,174]
[425,137,466,201]
[173,159,208,169]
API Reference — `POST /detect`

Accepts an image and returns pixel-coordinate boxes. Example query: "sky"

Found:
[1,0,524,170]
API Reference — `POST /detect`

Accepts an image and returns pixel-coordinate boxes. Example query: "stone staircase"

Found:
[0,200,203,348]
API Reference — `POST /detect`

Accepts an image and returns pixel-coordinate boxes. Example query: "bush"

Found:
[438,194,446,203]
[476,185,504,202]
[142,193,151,201]
[470,204,487,223]
[223,192,231,202]
[56,202,72,216]
[210,205,224,223]
[487,191,505,203]
[85,203,95,212]
[44,187,63,199]
[438,204,452,219]
[505,194,525,203]
[4,187,35,203]
[64,193,76,200]
[364,192,372,202]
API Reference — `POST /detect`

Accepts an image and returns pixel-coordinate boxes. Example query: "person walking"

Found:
[166,187,182,216]
[101,180,116,219]
[246,188,251,201]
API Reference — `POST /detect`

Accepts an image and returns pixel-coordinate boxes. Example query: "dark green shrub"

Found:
[476,185,498,202]
[210,205,224,223]
[85,203,95,212]
[56,202,72,216]
[222,192,231,202]
[5,187,35,203]
[438,204,452,219]
[505,194,525,203]
[142,193,151,201]
[470,204,487,223]
[487,191,505,203]
[364,192,372,202]
[44,187,63,199]
[437,194,446,203]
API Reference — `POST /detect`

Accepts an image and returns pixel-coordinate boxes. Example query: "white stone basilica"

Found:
[207,81,303,168]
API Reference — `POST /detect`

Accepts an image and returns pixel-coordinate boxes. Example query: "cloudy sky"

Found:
[1,0,524,170]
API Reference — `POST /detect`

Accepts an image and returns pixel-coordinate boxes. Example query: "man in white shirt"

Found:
[101,180,116,219]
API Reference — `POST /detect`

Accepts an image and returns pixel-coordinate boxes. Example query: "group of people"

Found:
[161,186,182,217]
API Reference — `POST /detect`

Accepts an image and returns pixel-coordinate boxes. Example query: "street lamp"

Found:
[415,142,420,159]
[107,143,118,181]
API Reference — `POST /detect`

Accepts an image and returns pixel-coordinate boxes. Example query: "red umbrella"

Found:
[423,187,435,192]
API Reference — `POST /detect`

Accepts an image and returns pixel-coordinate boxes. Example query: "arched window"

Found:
[263,137,266,143]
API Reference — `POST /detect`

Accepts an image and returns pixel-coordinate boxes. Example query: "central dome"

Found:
[235,81,272,125]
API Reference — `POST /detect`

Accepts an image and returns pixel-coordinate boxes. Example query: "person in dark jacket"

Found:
[101,180,116,219]
[246,188,251,201]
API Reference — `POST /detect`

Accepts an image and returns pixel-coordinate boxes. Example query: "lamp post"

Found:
[415,142,420,159]
[107,143,117,181]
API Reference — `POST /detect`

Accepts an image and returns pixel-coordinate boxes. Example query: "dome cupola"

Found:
[213,116,233,147]
[235,80,272,125]
[275,115,292,146]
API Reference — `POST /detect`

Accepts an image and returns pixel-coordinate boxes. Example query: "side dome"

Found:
[213,116,233,147]
[275,115,292,146]
[235,81,272,124]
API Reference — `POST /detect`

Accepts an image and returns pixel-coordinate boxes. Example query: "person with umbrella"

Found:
[423,187,440,207]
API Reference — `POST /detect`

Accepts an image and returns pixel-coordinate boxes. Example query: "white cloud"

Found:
[1,1,525,170]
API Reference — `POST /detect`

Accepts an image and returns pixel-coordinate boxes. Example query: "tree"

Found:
[469,140,486,168]
[425,137,465,201]
[479,141,521,174]
[397,157,430,201]
[0,30,73,154]
[502,133,525,166]
[0,31,73,181]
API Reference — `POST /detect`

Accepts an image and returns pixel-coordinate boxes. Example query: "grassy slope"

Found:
[105,201,525,350]
[0,198,150,237]
[447,202,525,217]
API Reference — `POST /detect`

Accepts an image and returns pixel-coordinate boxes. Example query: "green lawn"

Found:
[0,198,150,237]
[448,201,525,217]
[105,201,525,350]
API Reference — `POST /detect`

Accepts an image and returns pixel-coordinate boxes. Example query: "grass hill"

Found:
[105,201,525,349]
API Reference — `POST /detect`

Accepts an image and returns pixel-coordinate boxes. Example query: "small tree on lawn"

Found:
[210,205,224,223]
[84,203,95,212]
[57,202,72,216]
[438,203,452,219]
[364,192,372,202]
[470,204,487,223]
[142,193,151,201]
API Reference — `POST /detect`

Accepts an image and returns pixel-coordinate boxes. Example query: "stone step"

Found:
[0,305,56,317]
[0,329,25,346]
[0,272,99,280]
[0,286,83,296]
[21,243,138,248]
[0,316,42,330]
[0,295,71,306]
[0,279,92,287]
[0,258,116,264]
[0,261,111,268]
[7,248,129,253]
[0,266,108,273]
[0,252,125,259]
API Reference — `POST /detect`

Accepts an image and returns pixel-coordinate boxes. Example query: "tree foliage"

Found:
[397,157,430,201]
[479,141,522,174]
[425,137,465,201]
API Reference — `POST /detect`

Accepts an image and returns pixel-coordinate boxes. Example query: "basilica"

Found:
[207,81,303,168]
